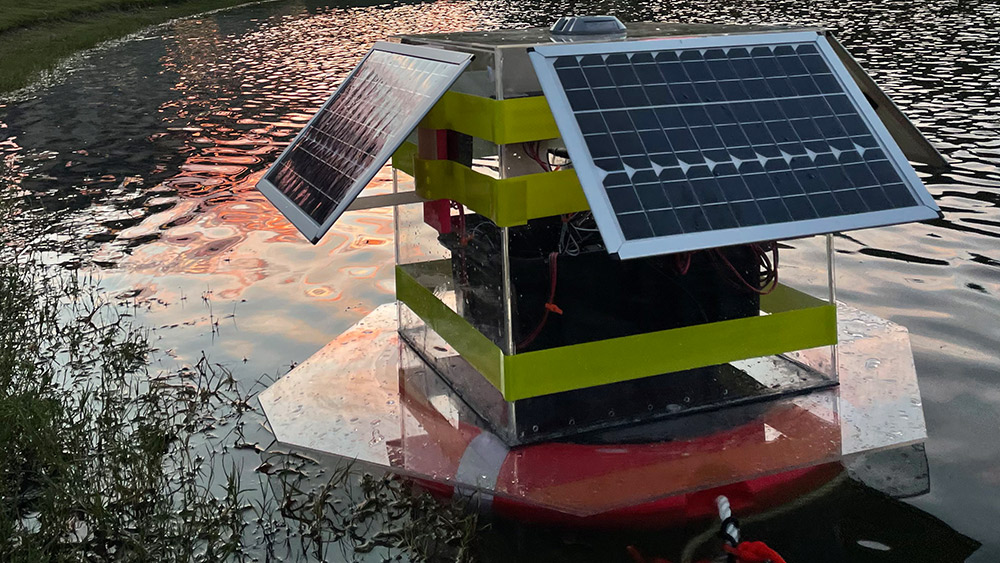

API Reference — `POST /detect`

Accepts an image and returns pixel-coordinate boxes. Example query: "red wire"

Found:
[513,242,775,351]
[758,242,779,290]
[452,201,468,245]
[675,252,692,275]
[712,244,778,295]
[524,141,559,172]
[452,201,469,285]
[517,252,560,350]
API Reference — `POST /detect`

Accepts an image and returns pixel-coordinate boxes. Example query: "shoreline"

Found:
[0,0,276,94]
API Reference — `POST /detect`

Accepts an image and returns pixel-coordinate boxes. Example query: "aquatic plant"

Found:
[0,175,481,561]
[272,458,481,562]
[0,204,253,560]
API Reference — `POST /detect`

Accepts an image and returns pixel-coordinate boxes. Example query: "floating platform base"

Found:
[258,303,926,526]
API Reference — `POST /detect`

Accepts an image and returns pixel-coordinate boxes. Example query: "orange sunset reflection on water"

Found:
[2,0,1000,553]
[94,1,490,366]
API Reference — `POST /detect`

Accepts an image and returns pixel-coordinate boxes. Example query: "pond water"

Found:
[1,0,998,560]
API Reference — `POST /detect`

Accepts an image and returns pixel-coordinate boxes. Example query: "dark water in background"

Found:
[0,0,998,559]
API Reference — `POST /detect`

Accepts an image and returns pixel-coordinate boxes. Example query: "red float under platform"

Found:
[259,303,926,527]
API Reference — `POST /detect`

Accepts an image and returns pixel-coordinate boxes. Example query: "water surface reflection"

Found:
[0,0,998,559]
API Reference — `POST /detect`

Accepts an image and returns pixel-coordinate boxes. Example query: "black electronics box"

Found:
[442,215,762,352]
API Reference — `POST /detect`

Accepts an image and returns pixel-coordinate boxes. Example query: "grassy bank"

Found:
[0,0,270,94]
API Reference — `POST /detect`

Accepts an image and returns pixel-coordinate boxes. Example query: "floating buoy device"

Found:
[256,16,941,527]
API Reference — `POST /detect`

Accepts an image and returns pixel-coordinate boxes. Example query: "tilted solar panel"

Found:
[257,42,471,243]
[529,31,941,259]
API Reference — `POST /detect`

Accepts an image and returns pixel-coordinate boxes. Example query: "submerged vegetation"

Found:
[0,186,480,560]
[0,0,271,94]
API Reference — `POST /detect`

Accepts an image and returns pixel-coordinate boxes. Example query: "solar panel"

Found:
[529,31,941,259]
[257,42,471,243]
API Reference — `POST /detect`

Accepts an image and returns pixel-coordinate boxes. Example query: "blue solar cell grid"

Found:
[257,43,470,243]
[530,33,940,257]
[269,51,453,224]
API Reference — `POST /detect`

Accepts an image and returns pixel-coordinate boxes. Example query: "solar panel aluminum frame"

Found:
[529,31,942,260]
[256,41,471,244]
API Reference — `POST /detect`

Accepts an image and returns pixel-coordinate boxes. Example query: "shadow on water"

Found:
[0,0,998,560]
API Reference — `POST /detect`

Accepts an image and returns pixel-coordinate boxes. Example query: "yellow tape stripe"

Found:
[420,91,560,145]
[396,262,838,401]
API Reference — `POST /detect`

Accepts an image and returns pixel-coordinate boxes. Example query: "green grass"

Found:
[0,0,187,33]
[0,0,268,94]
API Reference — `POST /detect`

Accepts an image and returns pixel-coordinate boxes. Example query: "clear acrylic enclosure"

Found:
[390,23,845,445]
[393,159,839,444]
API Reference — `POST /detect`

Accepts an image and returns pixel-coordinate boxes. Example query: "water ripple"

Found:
[0,0,998,556]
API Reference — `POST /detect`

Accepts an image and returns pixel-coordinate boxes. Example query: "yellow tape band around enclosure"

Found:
[392,142,590,225]
[419,91,560,145]
[396,261,839,402]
